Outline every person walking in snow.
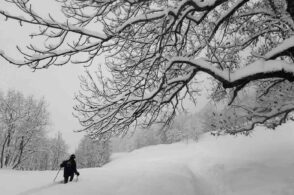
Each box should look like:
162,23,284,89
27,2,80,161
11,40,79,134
60,154,80,184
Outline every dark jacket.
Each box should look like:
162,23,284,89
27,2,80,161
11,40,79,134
60,158,79,177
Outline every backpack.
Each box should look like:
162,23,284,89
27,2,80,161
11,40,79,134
65,160,72,169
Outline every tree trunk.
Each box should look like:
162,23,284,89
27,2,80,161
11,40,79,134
0,134,9,168
4,131,12,167
12,136,24,169
286,0,294,21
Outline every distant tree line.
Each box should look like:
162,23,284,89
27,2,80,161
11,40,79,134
22,132,69,170
75,136,110,168
111,112,204,152
0,89,111,170
0,90,68,170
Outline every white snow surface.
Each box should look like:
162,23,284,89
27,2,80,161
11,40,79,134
1,124,294,195
265,36,294,59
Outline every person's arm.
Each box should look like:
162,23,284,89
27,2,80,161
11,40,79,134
73,161,80,175
60,161,65,168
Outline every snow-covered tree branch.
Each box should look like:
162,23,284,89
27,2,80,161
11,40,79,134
2,0,294,138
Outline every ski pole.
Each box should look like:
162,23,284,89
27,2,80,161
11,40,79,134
76,175,79,182
53,167,61,182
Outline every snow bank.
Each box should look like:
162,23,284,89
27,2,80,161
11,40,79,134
1,123,294,195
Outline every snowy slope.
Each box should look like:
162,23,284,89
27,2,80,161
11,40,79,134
1,123,294,195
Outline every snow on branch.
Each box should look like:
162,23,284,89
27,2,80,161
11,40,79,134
0,10,107,40
264,36,294,59
169,57,294,87
0,42,101,68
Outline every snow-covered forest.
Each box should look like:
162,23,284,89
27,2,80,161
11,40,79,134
1,0,294,194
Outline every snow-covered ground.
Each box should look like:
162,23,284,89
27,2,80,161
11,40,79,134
1,123,294,195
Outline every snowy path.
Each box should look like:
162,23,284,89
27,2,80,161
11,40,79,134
1,124,294,195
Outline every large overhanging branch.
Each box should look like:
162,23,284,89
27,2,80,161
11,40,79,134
169,56,294,88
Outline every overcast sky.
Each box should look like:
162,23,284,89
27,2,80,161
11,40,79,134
0,58,87,152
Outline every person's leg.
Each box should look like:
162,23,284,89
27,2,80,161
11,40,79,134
64,176,69,184
69,174,74,182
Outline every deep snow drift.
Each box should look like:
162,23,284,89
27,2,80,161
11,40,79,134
1,123,294,195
